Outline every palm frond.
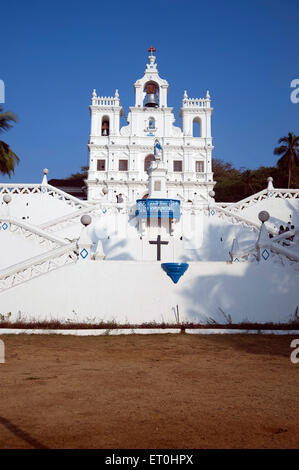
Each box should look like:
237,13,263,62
278,137,289,145
0,140,19,177
0,111,18,134
273,145,287,155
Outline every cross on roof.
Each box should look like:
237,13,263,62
148,45,156,56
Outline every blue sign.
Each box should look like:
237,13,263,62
136,198,181,220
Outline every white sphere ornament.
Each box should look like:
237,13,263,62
267,176,273,182
3,194,12,204
209,190,215,198
258,211,270,223
81,215,92,226
43,168,49,175
102,187,108,195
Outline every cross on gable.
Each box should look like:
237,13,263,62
148,45,156,56
149,234,168,261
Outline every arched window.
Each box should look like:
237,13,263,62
193,117,201,137
101,116,110,136
144,154,155,172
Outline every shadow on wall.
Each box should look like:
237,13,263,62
179,218,257,262
269,199,297,229
101,237,136,260
91,221,136,260
179,260,299,325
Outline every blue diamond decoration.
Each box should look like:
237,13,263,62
80,248,88,259
102,208,107,214
268,192,273,197
2,223,8,231
234,258,239,262
262,249,270,260
210,209,215,216
41,187,47,193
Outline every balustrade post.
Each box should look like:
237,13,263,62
78,215,94,261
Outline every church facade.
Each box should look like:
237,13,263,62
0,48,298,325
87,48,214,204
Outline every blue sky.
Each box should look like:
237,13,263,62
1,0,298,183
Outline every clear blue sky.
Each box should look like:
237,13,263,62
1,0,298,183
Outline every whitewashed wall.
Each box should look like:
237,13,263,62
0,259,298,325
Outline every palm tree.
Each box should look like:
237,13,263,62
274,132,299,188
0,106,19,177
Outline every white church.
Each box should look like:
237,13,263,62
0,48,298,328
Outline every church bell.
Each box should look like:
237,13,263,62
101,120,109,136
145,83,158,108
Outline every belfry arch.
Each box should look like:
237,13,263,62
101,115,110,136
192,117,201,137
143,81,159,108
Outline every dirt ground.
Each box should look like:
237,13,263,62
0,333,299,449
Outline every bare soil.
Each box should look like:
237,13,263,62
0,333,298,449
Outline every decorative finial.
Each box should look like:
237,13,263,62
206,90,210,100
183,90,188,100
267,176,274,190
258,211,270,223
115,89,119,99
42,168,48,186
92,89,97,98
3,194,12,204
81,215,92,226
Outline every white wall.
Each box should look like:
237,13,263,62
0,259,298,325
0,193,78,225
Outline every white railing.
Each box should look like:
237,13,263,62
92,96,120,107
223,188,299,213
230,229,299,263
39,204,102,232
0,217,68,249
209,205,263,232
0,183,90,210
182,98,209,108
0,242,78,292
46,184,90,208
0,184,42,195
39,201,134,234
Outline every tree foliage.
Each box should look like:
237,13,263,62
0,106,19,177
212,156,299,202
273,132,299,188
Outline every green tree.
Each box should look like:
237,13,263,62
274,132,299,188
0,106,19,177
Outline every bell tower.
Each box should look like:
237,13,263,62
90,89,124,137
87,47,215,203
134,47,169,108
